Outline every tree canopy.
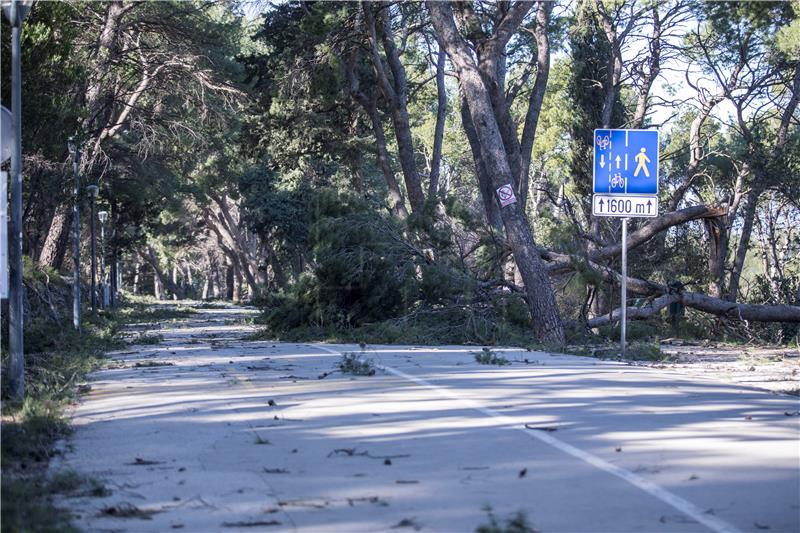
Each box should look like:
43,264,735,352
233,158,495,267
3,0,799,346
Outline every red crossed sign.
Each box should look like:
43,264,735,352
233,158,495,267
496,184,517,207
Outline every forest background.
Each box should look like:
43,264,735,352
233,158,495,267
2,0,799,354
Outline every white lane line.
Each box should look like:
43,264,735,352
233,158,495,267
308,344,742,533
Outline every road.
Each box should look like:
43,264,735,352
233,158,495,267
53,305,800,533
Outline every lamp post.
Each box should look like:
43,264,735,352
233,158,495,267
68,137,81,331
98,210,108,308
3,0,34,401
86,185,99,312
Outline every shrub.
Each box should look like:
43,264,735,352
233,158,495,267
474,347,510,366
338,352,376,376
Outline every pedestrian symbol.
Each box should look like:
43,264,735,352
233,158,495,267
634,148,650,177
593,129,658,195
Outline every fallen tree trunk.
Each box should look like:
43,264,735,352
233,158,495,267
586,294,678,328
592,204,727,261
681,292,800,322
587,292,800,328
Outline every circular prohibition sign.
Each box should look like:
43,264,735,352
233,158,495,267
497,184,515,202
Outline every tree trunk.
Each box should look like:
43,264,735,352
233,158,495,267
202,276,210,300
202,200,260,296
265,240,287,290
363,2,426,214
139,247,186,300
428,44,447,198
225,259,235,300
518,0,553,208
212,257,221,299
234,266,244,302
460,92,503,232
595,2,623,129
703,216,728,299
153,269,163,300
631,7,660,129
171,265,179,301
429,1,564,345
589,292,800,328
37,203,72,270
132,260,141,295
367,95,409,218
727,182,764,301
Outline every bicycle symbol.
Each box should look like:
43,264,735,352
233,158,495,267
611,174,625,188
596,135,610,150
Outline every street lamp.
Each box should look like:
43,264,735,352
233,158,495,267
2,0,34,401
86,185,99,312
1,0,32,25
69,136,82,331
98,210,109,308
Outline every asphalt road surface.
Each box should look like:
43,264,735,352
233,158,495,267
53,305,800,533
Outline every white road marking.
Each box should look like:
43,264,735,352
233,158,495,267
309,344,742,533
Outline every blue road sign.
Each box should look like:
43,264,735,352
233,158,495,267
593,129,659,195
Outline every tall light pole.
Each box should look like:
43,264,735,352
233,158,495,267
69,137,81,332
3,0,33,401
98,210,108,308
86,184,99,312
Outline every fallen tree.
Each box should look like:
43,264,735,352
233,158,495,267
586,292,800,328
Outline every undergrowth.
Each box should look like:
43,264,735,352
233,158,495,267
129,333,164,345
338,352,376,376
2,272,125,532
474,347,510,366
476,506,537,533
250,305,536,347
117,297,198,324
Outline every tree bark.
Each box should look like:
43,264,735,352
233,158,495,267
37,203,72,270
703,216,728,299
726,181,764,301
518,1,552,208
367,94,409,218
153,270,163,300
171,265,179,301
139,247,185,300
429,1,564,345
132,260,141,295
460,92,503,232
589,292,800,328
631,7,660,129
225,258,234,300
428,43,447,198
203,196,261,296
595,1,623,129
592,204,727,263
364,2,426,214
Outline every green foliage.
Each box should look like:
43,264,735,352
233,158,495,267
476,507,537,533
473,347,511,366
338,352,376,376
258,189,417,329
746,274,800,344
624,342,665,361
598,321,660,342
117,299,198,324
129,333,164,346
1,270,126,533
1,476,80,533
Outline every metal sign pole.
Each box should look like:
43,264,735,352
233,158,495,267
8,16,25,400
72,150,81,332
621,218,628,358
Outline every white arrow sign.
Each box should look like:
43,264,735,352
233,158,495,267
592,194,658,218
